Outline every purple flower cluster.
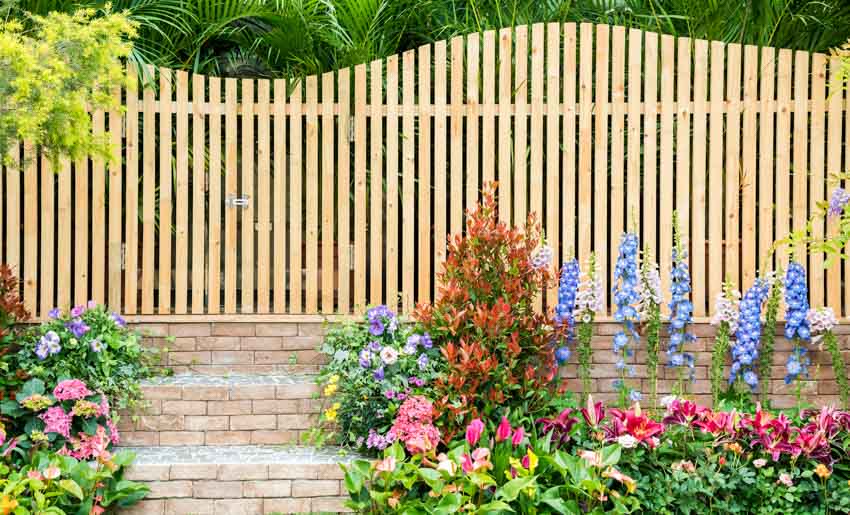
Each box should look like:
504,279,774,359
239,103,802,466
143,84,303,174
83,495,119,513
555,259,580,364
65,318,90,339
667,245,695,373
366,428,396,450
730,279,770,389
35,331,62,360
612,233,641,399
783,263,810,341
367,305,398,337
828,188,850,217
784,263,811,384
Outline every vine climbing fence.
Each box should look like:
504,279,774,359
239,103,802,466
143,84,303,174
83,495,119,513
2,22,849,321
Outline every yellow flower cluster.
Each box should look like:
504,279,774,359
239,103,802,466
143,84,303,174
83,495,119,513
323,374,340,397
324,402,341,422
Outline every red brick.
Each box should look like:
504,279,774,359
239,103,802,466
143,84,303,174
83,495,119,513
212,323,256,336
208,401,253,416
281,336,323,350
193,480,243,498
230,415,278,431
252,399,299,414
219,464,269,481
169,464,218,480
205,431,252,445
211,351,254,365
137,415,184,431
141,385,183,400
255,323,299,337
162,400,207,416
124,464,170,481
165,499,213,515
182,386,229,401
263,498,311,513
185,415,229,431
298,323,326,336
292,479,339,497
159,431,205,446
240,336,284,350
230,385,276,400
242,479,292,497
277,414,315,430
119,431,159,446
168,351,211,365
122,500,165,515
312,496,350,512
197,336,241,350
146,481,193,499
276,383,319,399
250,430,298,445
213,499,263,515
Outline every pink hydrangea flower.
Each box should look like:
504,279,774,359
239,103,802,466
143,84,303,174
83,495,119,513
389,396,440,455
70,425,112,462
40,406,72,438
53,380,93,402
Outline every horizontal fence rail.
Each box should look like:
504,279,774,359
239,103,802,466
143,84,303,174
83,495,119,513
2,23,849,320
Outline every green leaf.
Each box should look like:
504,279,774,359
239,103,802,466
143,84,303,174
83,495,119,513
59,479,84,500
418,467,443,490
600,444,621,467
496,476,536,502
435,492,462,513
20,378,46,398
476,500,515,514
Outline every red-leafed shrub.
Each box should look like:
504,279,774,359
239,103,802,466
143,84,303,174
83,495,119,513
414,185,567,439
0,264,28,347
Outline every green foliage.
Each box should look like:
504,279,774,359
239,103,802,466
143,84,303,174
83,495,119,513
711,320,731,407
0,449,148,513
15,305,157,414
0,265,29,398
822,330,849,409
6,0,849,78
343,436,639,514
0,8,135,167
575,253,599,404
759,273,783,405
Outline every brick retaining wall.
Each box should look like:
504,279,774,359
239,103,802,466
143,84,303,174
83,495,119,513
130,320,850,409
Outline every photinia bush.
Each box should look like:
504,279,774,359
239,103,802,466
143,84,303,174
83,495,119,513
414,185,567,440
0,265,29,399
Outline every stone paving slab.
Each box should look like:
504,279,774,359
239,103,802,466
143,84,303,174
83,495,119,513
142,374,318,387
126,445,358,466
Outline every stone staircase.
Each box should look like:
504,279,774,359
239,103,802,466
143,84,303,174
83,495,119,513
119,321,357,515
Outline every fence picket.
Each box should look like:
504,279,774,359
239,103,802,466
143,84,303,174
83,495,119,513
108,87,123,312
23,143,37,313
514,27,528,228
482,32,496,187
258,78,272,313
224,78,238,313
608,26,625,304
418,46,432,305
498,29,511,223
321,73,334,313
450,36,465,236
691,40,708,316
659,35,675,305
467,33,480,206
810,54,827,307
434,43,448,277
158,68,172,314
792,52,809,266
707,43,724,306
593,24,609,310
40,156,54,317
578,23,593,264
643,32,658,262
548,22,562,305
304,76,318,313
353,65,367,312
370,60,383,306
192,74,206,314
208,77,222,314
741,46,758,287
243,79,256,312
273,78,287,313
91,109,106,304
124,64,139,314
57,158,71,311
175,71,189,313
775,50,792,272
826,57,843,312
74,153,89,307
402,50,416,313
386,56,399,310
626,29,642,230
759,48,776,279
725,45,741,289
336,71,350,313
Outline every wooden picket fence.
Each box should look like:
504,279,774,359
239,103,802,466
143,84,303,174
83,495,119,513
2,22,849,321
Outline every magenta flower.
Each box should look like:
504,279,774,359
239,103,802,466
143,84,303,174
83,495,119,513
465,418,485,446
495,417,512,442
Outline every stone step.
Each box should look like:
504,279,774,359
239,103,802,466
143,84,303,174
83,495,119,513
120,375,322,447
120,445,357,514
